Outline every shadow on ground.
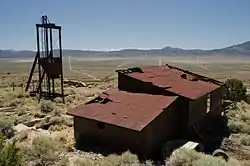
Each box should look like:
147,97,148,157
73,114,231,164
188,114,231,154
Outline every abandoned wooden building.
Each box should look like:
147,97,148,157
116,64,226,121
67,64,226,159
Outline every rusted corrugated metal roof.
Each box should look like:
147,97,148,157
117,64,223,100
100,89,176,107
67,90,178,131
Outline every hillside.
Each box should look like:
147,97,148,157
1,41,250,59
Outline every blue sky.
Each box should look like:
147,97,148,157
0,0,250,51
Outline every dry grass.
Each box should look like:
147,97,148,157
48,115,72,131
166,148,240,166
65,150,153,166
227,101,250,135
239,134,250,146
21,134,63,166
2,57,250,165
39,100,56,113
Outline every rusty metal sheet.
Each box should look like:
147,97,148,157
67,90,178,131
120,65,221,100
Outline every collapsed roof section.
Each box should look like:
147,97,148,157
67,89,178,131
116,64,224,100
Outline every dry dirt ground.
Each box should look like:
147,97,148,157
1,56,250,165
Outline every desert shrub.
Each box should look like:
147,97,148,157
54,157,69,166
34,117,52,129
53,108,63,116
0,91,24,107
192,157,226,166
104,151,140,166
239,113,250,122
226,101,250,134
49,124,67,131
22,135,61,166
245,94,250,104
226,105,242,118
16,108,26,116
0,134,6,150
225,79,247,102
8,99,25,107
53,97,63,104
65,96,74,105
39,100,56,113
228,120,243,133
70,151,140,166
63,116,73,126
239,134,250,146
32,109,45,118
0,118,14,128
0,117,14,138
50,116,65,125
15,105,30,116
70,157,96,166
0,136,23,166
118,151,140,165
166,148,201,166
14,114,33,125
166,148,238,166
49,116,73,127
54,133,68,144
228,120,250,134
192,156,234,166
54,80,61,88
15,91,29,99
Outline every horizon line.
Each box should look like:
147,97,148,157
0,40,249,52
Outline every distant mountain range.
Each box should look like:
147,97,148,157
1,41,250,59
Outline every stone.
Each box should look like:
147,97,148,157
12,130,30,141
13,124,31,133
24,118,43,127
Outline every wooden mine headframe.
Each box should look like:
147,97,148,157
25,15,65,103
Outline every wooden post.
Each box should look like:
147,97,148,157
21,83,24,95
12,82,15,91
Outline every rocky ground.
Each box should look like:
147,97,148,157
0,74,250,165
0,75,121,165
